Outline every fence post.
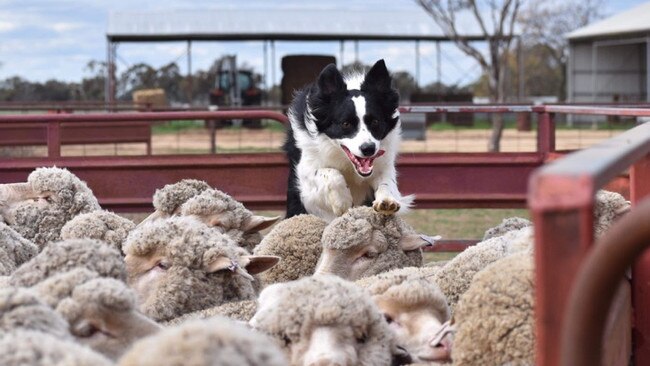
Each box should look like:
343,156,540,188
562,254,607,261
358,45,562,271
537,111,555,158
47,121,61,158
632,153,650,366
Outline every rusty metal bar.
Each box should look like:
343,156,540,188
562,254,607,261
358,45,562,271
561,198,650,366
529,122,650,366
537,112,555,157
47,121,61,158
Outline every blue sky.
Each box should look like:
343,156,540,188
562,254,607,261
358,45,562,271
0,0,646,86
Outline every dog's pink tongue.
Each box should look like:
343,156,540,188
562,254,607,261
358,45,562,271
358,157,373,174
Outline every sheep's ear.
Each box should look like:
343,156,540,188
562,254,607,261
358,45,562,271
241,255,280,275
243,215,281,233
137,210,165,228
399,234,441,251
205,256,233,273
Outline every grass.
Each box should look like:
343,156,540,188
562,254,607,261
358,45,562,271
152,120,204,134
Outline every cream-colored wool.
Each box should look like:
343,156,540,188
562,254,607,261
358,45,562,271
433,226,533,313
61,210,135,255
152,179,211,215
254,214,327,285
0,286,70,338
0,222,38,276
482,217,532,241
251,275,397,366
123,217,263,321
594,190,630,238
0,330,113,366
318,206,425,280
10,238,126,287
119,316,288,366
452,251,534,366
3,167,100,249
165,299,258,326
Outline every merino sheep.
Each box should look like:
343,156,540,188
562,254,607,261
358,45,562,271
253,214,327,285
0,286,69,338
0,330,113,366
356,267,451,364
180,188,280,252
120,316,288,366
0,222,38,276
315,206,435,280
142,179,212,224
482,217,532,241
250,275,408,366
61,210,135,254
123,216,278,321
165,299,258,326
32,268,161,360
9,238,126,288
451,251,534,365
0,167,100,248
594,190,630,238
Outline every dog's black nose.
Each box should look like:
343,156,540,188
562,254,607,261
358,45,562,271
360,142,376,157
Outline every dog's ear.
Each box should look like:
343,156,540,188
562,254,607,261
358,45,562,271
317,64,346,96
362,59,392,91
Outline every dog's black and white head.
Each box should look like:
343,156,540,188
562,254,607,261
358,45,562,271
301,60,400,177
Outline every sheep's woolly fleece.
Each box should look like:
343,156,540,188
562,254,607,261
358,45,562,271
165,299,258,326
321,206,423,273
123,217,258,321
61,210,135,254
10,167,100,248
452,251,534,366
482,217,532,241
433,226,533,312
252,275,395,366
0,286,70,338
254,214,327,285
0,330,113,366
594,190,630,238
119,316,288,366
0,222,38,276
9,238,126,287
152,179,211,215
180,188,264,252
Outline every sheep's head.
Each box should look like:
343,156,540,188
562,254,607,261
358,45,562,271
61,211,135,255
315,207,432,280
33,270,161,361
0,167,100,248
138,179,211,227
0,286,70,338
594,190,631,238
358,270,451,363
124,217,278,321
251,275,399,366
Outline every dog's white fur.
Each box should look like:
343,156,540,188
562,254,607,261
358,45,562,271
288,74,414,222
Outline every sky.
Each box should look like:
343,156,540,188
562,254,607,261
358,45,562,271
0,0,647,87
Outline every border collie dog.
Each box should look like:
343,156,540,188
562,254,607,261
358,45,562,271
284,59,413,221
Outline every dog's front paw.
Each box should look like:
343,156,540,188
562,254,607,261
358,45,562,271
373,196,400,215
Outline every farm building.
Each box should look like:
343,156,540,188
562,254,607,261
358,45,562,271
566,2,650,106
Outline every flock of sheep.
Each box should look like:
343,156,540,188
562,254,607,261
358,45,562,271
0,167,631,365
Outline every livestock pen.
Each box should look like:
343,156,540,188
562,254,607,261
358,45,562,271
0,104,648,365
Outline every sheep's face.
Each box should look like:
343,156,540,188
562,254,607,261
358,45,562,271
316,229,429,281
0,182,52,224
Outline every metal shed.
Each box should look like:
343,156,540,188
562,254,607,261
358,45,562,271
566,2,650,108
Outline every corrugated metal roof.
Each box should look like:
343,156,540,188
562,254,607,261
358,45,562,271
566,2,650,40
107,8,489,41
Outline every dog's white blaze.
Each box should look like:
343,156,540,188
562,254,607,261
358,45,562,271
336,95,379,158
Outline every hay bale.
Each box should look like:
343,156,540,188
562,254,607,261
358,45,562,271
133,89,167,107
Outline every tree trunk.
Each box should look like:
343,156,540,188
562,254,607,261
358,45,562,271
487,54,506,152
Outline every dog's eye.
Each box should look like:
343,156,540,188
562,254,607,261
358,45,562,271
341,121,352,129
370,119,379,127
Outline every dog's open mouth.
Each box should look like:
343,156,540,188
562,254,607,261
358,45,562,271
341,145,385,177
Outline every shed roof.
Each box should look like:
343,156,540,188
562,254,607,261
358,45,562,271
566,2,650,40
107,7,491,42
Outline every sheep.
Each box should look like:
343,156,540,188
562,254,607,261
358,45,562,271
0,286,70,338
253,214,328,285
0,330,113,366
315,206,437,281
32,268,161,360
0,222,38,276
594,190,630,238
0,167,100,249
356,267,451,364
9,238,126,288
179,188,280,252
140,178,212,225
61,210,136,255
482,217,532,240
164,299,258,326
250,275,409,366
119,316,288,366
123,216,278,321
450,251,534,365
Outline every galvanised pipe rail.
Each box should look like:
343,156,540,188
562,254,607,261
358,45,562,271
561,197,650,366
